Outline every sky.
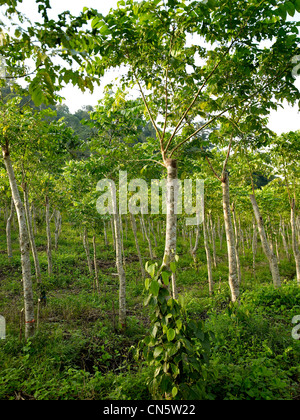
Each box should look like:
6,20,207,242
3,0,300,135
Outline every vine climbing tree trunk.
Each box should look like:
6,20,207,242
2,149,35,339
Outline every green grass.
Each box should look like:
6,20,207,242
0,220,299,400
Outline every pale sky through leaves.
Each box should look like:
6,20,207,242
5,0,300,135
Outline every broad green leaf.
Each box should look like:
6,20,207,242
161,271,171,286
150,280,160,297
153,346,164,358
167,328,176,342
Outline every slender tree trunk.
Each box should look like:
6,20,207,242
110,183,126,330
103,220,109,247
111,217,116,251
92,235,100,293
2,149,35,339
191,222,200,266
222,172,239,302
291,199,300,285
232,204,242,284
149,218,158,248
130,213,146,280
31,203,37,236
83,227,93,276
280,223,290,261
252,218,258,279
203,212,214,296
6,197,14,259
23,184,41,284
45,196,53,276
54,210,62,251
209,215,217,268
162,159,178,299
140,214,154,260
250,194,281,288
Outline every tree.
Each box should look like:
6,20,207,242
83,0,300,299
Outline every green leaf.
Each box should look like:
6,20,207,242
167,328,176,342
172,386,178,398
153,346,164,358
150,280,160,297
170,261,177,273
284,1,295,16
161,271,171,286
146,263,157,278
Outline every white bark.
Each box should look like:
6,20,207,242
45,196,53,276
232,204,242,284
250,194,281,288
83,227,93,276
222,172,240,302
203,212,214,296
23,184,41,284
6,197,14,259
140,214,154,260
3,150,35,339
54,210,62,251
93,235,100,293
130,213,146,280
162,159,178,299
110,183,126,329
103,220,109,247
252,218,258,279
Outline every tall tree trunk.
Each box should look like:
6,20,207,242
222,172,239,302
23,184,41,284
2,149,35,339
130,213,146,280
250,194,281,288
209,214,217,268
140,214,154,260
162,159,178,299
191,222,200,266
280,222,290,261
252,218,258,279
54,210,62,251
45,196,53,276
232,204,242,284
92,235,100,293
110,183,126,330
83,227,93,276
6,197,14,259
203,212,214,296
103,220,109,247
291,199,300,285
